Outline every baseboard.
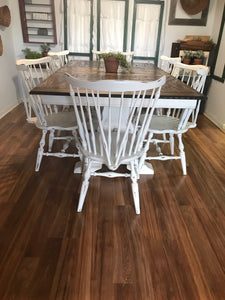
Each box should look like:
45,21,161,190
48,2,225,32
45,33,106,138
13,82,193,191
203,112,225,132
0,103,19,120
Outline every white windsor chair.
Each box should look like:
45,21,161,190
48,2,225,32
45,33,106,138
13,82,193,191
157,56,182,143
160,55,181,73
48,50,69,71
171,62,209,129
16,56,55,123
65,74,166,214
146,63,209,175
17,61,79,172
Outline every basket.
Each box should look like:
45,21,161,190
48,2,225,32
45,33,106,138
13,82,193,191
0,6,11,27
0,36,3,56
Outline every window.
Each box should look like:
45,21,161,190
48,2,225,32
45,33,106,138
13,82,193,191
131,0,164,64
64,0,164,64
64,0,93,59
96,0,129,52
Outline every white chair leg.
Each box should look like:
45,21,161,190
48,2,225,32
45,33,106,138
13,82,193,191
77,162,91,212
155,141,163,156
61,137,72,153
169,133,174,155
178,133,187,175
138,132,153,173
48,129,55,152
35,129,47,172
130,163,140,214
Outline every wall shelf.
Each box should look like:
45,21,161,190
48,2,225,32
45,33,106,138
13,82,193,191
18,0,57,44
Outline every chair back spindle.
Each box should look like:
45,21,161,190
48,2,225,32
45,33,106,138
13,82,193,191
170,61,209,127
48,50,69,71
160,55,181,73
66,75,166,171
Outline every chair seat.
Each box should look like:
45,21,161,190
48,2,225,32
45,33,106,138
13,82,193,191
150,115,188,133
80,131,142,171
36,111,76,129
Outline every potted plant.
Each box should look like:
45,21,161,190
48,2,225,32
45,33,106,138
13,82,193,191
40,43,51,57
182,50,193,65
98,52,131,73
193,50,204,65
22,48,42,59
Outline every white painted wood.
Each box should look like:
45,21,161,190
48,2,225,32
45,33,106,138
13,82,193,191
147,63,208,175
65,74,166,214
48,50,70,70
16,60,79,172
36,90,198,177
40,95,197,109
16,56,55,123
170,62,209,129
160,55,181,73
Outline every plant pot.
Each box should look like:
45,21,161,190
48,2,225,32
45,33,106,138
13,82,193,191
42,52,48,57
183,58,191,65
194,58,203,65
104,57,119,73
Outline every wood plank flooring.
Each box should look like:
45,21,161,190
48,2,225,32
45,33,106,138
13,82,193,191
0,104,225,300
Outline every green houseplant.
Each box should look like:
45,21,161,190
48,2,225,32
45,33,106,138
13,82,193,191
40,43,51,56
98,52,131,73
193,50,204,65
182,50,193,64
22,48,42,59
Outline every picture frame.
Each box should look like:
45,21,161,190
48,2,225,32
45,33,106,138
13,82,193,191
168,0,209,26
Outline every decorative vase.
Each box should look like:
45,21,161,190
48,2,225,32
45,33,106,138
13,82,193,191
104,57,119,73
194,58,203,65
183,58,191,65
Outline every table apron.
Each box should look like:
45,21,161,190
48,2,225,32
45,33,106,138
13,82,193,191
41,95,198,109
40,95,198,109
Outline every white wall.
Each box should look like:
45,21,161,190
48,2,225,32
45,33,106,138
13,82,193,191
160,0,225,131
0,0,63,119
0,0,19,118
12,0,63,61
161,0,217,56
204,0,225,131
205,81,225,130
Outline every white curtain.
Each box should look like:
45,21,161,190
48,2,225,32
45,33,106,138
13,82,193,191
62,0,165,58
57,0,64,49
134,4,160,57
100,1,125,51
67,0,91,53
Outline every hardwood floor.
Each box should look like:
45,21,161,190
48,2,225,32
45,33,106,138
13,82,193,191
0,104,225,300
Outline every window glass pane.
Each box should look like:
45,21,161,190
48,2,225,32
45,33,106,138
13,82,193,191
134,4,160,57
67,0,91,53
100,0,125,51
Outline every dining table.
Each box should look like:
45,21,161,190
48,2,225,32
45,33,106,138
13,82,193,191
30,60,206,174
30,60,205,101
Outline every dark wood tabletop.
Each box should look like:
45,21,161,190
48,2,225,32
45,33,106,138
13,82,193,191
30,60,205,100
